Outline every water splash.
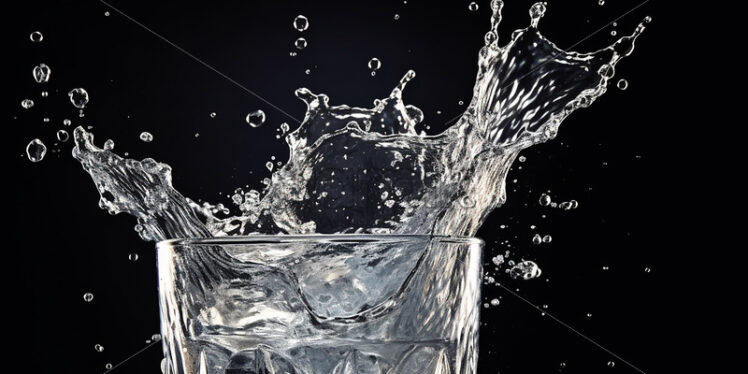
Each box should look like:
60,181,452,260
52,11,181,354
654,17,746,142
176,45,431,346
71,2,648,240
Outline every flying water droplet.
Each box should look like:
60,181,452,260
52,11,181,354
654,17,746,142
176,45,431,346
245,110,266,128
644,16,652,23
105,363,113,370
293,15,309,31
542,234,552,243
532,234,542,244
598,0,605,5
139,132,153,142
490,298,500,306
294,37,307,50
68,88,89,109
539,193,551,206
607,361,615,368
265,161,274,171
209,112,216,118
368,58,382,75
394,14,400,20
518,155,526,162
33,63,51,83
104,11,110,16
617,78,628,90
26,139,46,162
103,139,115,150
151,333,161,341
129,253,139,261
305,69,311,75
41,91,48,97
63,119,71,126
610,30,617,36
510,261,542,280
30,31,43,42
280,122,290,134
83,292,94,302
21,99,34,109
95,344,104,352
56,130,69,142
469,2,479,11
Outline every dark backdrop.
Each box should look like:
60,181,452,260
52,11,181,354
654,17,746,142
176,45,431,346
6,1,691,373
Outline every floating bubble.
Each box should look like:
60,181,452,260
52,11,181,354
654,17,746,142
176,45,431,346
294,37,307,50
293,15,309,31
26,139,46,162
68,88,89,109
139,131,153,142
21,99,34,109
246,110,266,128
469,2,479,11
56,130,69,142
30,31,43,42
33,63,51,83
617,78,629,90
95,344,104,352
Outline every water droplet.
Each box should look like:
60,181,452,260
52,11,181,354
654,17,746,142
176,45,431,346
458,100,464,106
610,30,617,36
43,117,50,123
41,91,48,97
518,155,526,162
607,361,615,368
598,0,605,5
21,99,34,109
560,362,567,368
294,37,307,50
246,110,266,127
105,363,113,370
103,139,115,150
63,119,72,126
490,298,500,306
83,292,94,302
644,16,652,23
265,161,274,171
602,265,609,271
305,69,311,75
394,14,400,20
26,139,46,162
289,51,297,57
30,31,43,42
587,313,592,317
56,130,69,142
368,58,382,72
209,112,216,118
33,63,52,84
139,131,153,142
529,2,547,21
151,333,161,341
468,2,479,11
104,11,110,16
542,234,552,243
510,261,542,280
539,193,551,206
569,199,579,209
280,122,290,134
293,15,309,32
617,78,628,90
68,88,89,109
161,358,169,373
129,253,139,261
95,344,105,352
484,31,497,45
644,267,651,273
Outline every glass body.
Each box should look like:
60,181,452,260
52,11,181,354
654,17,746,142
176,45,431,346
157,235,483,374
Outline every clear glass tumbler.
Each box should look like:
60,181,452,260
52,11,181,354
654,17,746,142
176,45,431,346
157,235,483,374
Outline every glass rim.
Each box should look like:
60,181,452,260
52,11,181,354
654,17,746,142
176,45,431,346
157,234,483,248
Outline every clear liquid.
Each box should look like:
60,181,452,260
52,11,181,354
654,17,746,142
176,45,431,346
71,2,647,241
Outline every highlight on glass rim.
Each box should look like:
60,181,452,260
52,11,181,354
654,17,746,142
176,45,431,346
12,1,667,373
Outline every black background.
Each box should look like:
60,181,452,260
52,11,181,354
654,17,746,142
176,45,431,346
6,0,701,373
